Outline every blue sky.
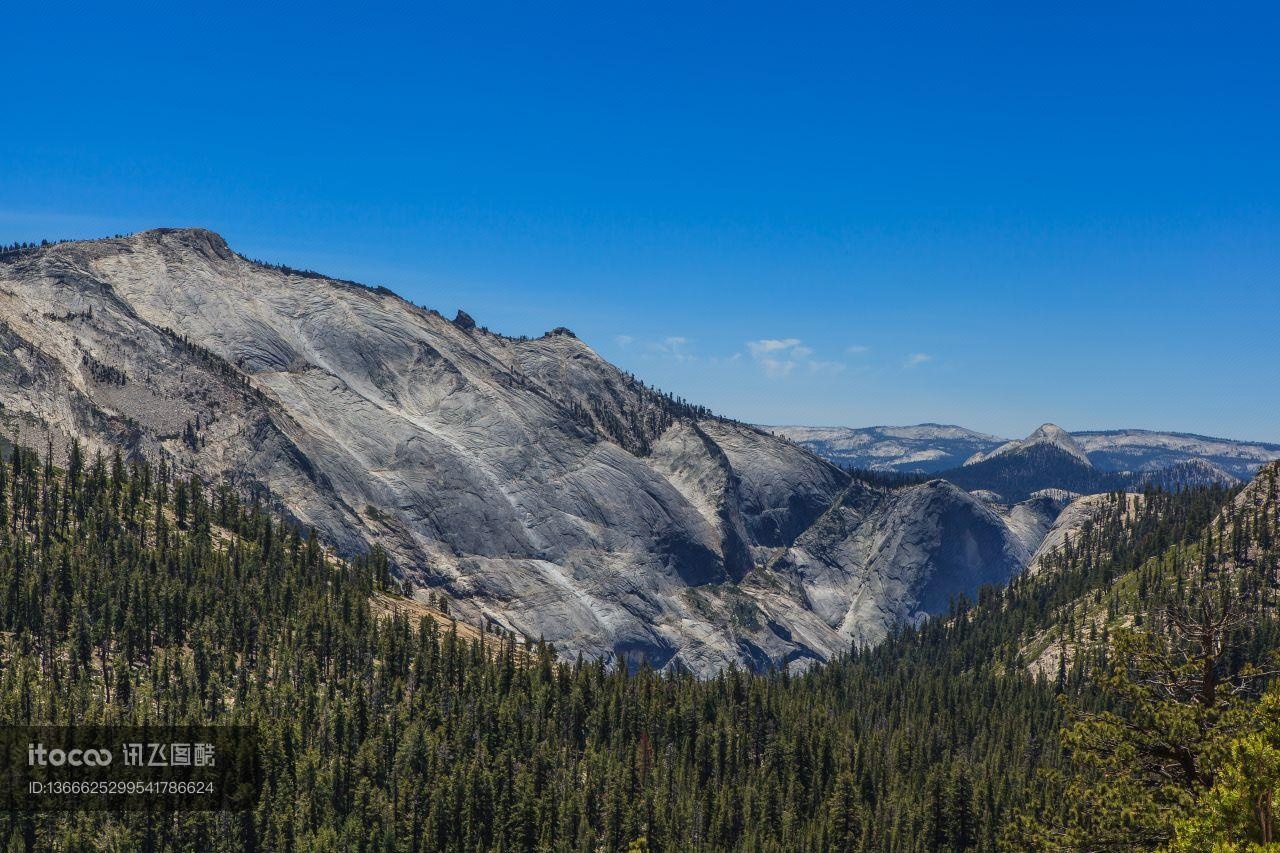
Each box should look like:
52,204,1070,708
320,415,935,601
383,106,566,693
3,3,1278,440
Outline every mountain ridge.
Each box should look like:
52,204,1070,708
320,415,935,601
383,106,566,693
0,227,1073,673
963,422,1091,467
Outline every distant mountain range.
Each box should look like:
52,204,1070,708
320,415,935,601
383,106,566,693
764,424,1004,473
767,423,1280,479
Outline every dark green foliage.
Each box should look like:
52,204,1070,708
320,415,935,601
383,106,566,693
560,370,719,457
0,435,1271,850
938,444,1129,502
0,238,75,259
1008,465,1280,848
158,326,257,389
843,468,932,490
80,352,127,386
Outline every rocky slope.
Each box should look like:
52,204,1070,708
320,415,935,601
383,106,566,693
0,229,1073,673
765,480,1070,645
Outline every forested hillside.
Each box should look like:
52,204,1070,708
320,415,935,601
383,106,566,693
1,438,1278,850
937,444,1130,503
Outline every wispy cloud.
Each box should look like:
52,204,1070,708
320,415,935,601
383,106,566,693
618,334,703,363
621,334,848,378
904,352,933,368
845,344,870,355
616,333,696,361
646,336,696,362
747,338,843,378
747,338,807,358
748,338,805,377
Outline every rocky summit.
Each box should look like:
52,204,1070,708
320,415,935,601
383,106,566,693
963,423,1092,467
0,229,1078,673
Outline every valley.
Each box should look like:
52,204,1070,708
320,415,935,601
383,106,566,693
2,231,1278,850
0,230,1149,675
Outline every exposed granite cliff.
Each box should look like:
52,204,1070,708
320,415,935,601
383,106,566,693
0,229,1071,673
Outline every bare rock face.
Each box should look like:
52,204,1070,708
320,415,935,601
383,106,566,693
0,229,1070,672
766,480,1051,646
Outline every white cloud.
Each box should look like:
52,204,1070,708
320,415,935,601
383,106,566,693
904,352,933,367
614,335,634,348
747,338,842,378
747,338,803,358
845,344,870,355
